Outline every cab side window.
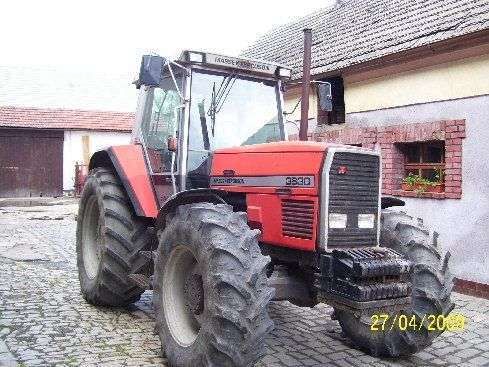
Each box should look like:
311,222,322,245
141,85,182,173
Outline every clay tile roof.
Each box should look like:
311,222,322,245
242,0,489,78
0,106,135,132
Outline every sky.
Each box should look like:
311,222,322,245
1,0,334,74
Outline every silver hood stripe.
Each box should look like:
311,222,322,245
210,175,315,188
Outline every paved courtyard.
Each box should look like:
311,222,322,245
1,203,488,367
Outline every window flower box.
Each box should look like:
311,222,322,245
401,183,422,191
425,183,445,193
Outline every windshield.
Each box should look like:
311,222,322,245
187,70,282,171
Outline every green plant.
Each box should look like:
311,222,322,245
433,168,445,184
402,173,430,185
402,173,423,186
402,173,442,193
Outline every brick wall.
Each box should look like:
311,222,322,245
312,120,466,199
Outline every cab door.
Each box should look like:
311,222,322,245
139,75,184,205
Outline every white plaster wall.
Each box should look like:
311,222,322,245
344,53,489,113
345,95,489,284
63,130,130,191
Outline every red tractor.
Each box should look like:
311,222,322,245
76,33,453,366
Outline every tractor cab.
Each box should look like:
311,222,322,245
132,51,292,204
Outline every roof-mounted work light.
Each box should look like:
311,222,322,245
187,51,204,63
277,67,292,79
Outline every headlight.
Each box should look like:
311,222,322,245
188,51,204,63
329,213,347,229
278,67,292,79
358,214,375,228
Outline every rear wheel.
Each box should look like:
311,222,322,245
76,167,152,306
335,209,454,357
153,203,274,367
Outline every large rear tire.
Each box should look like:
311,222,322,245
153,203,274,367
335,209,454,357
76,167,152,306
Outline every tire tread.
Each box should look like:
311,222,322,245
336,209,454,357
76,167,153,307
153,202,274,367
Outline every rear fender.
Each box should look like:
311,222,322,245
89,145,158,218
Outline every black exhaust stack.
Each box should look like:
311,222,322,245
299,28,312,141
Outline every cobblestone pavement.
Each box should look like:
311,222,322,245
1,204,489,367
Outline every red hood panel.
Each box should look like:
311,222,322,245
211,151,324,176
211,141,330,251
211,148,325,196
214,141,337,154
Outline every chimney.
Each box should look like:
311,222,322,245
299,28,312,141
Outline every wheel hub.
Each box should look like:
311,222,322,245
162,245,203,347
81,195,103,279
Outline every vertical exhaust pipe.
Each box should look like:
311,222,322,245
299,28,312,141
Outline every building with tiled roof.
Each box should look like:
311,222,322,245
244,0,489,293
0,66,137,195
0,106,134,131
243,0,489,79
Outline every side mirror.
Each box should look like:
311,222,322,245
317,83,333,112
167,136,178,152
137,55,166,89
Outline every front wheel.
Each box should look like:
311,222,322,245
153,203,274,367
335,210,454,357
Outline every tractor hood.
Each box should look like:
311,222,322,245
214,141,332,154
210,140,380,252
210,141,340,196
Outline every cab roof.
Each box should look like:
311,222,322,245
178,50,292,80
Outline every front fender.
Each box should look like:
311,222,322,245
156,189,228,229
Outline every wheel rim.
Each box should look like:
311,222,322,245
81,194,103,279
163,245,203,347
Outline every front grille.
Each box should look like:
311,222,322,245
328,152,379,247
281,199,314,239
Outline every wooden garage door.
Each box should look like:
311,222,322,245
0,129,63,197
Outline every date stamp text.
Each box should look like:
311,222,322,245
370,313,466,332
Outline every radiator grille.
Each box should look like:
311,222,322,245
328,152,380,247
281,199,314,239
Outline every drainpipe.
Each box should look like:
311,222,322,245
299,28,312,141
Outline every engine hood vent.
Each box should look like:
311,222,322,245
281,199,314,239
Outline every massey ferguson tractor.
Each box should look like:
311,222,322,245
76,30,453,366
